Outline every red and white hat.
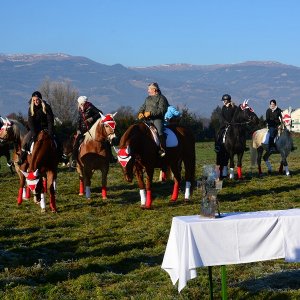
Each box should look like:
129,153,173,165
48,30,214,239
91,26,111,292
100,112,117,129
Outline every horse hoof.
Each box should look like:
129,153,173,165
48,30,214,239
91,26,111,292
78,193,84,196
140,205,145,209
169,200,177,205
41,208,46,213
102,197,107,200
51,209,57,213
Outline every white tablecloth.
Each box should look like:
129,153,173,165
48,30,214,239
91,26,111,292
161,209,300,292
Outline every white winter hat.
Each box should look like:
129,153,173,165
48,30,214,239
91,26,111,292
77,96,88,105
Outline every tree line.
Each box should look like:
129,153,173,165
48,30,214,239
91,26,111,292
7,80,265,143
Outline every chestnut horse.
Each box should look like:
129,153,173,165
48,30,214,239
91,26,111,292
116,122,196,209
77,113,117,200
21,130,58,212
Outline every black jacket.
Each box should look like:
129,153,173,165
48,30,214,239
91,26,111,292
77,102,103,133
28,101,54,136
266,107,282,128
220,104,237,129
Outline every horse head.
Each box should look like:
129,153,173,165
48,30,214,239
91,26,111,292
0,117,13,142
99,112,117,144
114,145,134,182
20,169,42,193
238,99,259,125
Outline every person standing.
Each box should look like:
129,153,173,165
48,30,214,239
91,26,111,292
138,82,169,157
18,91,54,165
266,99,282,152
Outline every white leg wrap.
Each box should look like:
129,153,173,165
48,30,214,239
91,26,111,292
229,168,234,179
222,166,228,177
22,188,26,199
140,189,146,205
86,186,91,199
40,194,46,209
285,166,290,176
265,160,272,172
185,181,191,199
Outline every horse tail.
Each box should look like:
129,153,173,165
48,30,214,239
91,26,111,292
250,132,257,168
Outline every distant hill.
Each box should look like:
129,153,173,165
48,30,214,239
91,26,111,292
0,53,300,118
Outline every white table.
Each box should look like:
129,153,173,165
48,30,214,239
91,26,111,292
162,209,300,295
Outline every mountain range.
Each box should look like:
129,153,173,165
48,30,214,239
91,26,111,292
0,53,300,118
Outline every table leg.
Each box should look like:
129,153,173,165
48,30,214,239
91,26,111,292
208,266,213,300
221,265,227,300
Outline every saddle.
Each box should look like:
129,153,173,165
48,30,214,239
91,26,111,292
146,122,178,148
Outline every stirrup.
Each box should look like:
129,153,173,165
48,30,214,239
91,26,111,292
158,149,166,157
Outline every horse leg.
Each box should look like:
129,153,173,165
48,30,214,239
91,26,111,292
144,168,154,209
17,174,26,205
257,147,264,176
47,172,57,212
84,168,92,200
229,155,235,179
169,163,181,202
263,152,272,174
279,153,289,176
236,152,244,180
101,165,109,200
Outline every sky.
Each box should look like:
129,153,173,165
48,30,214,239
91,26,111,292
1,0,300,67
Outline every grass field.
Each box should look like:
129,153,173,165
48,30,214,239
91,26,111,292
0,138,300,300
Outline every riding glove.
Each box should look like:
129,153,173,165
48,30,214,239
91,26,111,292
138,113,144,119
144,111,151,118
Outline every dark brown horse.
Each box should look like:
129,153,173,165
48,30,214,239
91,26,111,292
77,113,117,200
116,122,196,209
20,130,58,212
0,118,30,200
217,100,259,179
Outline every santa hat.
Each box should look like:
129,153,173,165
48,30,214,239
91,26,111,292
77,96,88,105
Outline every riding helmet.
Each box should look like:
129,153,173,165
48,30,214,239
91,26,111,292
32,91,42,99
221,94,231,102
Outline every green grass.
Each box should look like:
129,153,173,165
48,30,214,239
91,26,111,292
0,137,300,299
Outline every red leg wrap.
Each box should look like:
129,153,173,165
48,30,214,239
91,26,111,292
237,167,242,179
102,186,107,199
161,171,167,182
79,180,84,195
17,188,23,205
145,190,152,208
26,187,31,199
171,182,179,201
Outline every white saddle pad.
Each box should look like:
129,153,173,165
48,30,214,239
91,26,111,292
148,126,178,148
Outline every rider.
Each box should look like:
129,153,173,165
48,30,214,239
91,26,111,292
266,99,282,153
71,96,103,168
138,82,169,157
18,91,54,165
215,94,237,152
71,96,117,168
164,105,181,126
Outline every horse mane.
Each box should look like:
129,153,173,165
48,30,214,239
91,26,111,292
10,119,28,141
119,123,145,148
83,118,102,143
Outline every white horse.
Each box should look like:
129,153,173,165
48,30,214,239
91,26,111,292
250,112,294,176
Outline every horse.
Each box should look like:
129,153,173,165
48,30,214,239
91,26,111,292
217,100,259,180
61,133,76,169
77,113,117,200
21,130,58,212
251,113,294,176
0,117,30,199
115,121,196,209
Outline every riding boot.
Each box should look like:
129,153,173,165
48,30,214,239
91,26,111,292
158,135,166,157
268,136,276,153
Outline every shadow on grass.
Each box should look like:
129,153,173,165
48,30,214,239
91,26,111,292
237,269,300,292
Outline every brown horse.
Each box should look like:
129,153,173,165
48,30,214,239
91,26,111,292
0,118,30,200
21,130,58,212
77,113,117,200
116,122,196,209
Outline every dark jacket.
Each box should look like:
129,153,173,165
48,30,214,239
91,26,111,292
28,101,54,136
220,104,237,129
266,107,282,128
138,94,169,120
77,102,103,133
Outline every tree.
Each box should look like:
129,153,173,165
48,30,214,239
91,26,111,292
39,78,78,124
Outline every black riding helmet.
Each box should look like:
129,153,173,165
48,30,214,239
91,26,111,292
221,94,231,102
